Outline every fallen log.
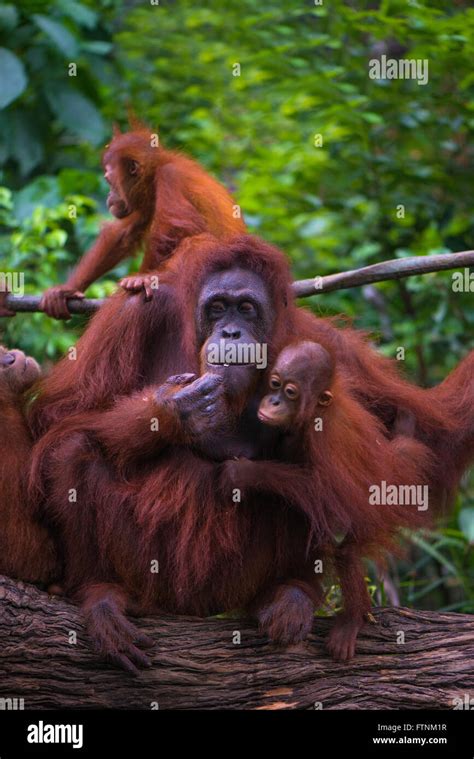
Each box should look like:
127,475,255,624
0,575,473,710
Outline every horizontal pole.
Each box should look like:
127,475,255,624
3,250,473,314
4,295,106,315
293,250,474,297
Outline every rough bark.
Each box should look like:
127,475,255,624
1,576,473,710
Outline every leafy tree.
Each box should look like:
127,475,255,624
0,0,121,182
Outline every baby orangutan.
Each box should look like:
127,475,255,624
221,341,434,661
258,341,335,434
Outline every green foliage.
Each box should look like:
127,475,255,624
116,0,474,380
0,180,122,359
0,0,122,182
0,0,473,611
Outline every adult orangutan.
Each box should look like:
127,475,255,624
29,234,473,669
0,346,58,585
30,236,312,671
26,127,244,319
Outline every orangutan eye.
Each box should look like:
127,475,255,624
128,160,140,176
238,301,256,316
284,383,299,400
269,376,281,390
209,300,226,315
318,390,333,407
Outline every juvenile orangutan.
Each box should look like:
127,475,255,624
36,127,246,319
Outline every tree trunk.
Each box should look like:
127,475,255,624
0,575,473,710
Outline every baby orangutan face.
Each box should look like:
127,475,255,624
0,346,41,394
258,341,334,429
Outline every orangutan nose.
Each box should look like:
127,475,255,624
0,353,15,366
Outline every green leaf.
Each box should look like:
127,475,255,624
0,48,27,108
0,5,18,31
408,533,458,576
362,112,384,125
459,508,474,544
46,87,106,144
33,15,79,58
8,113,44,176
45,229,68,248
13,177,61,221
81,41,113,55
54,0,98,29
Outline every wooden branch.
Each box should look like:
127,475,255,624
1,575,473,710
3,250,473,314
293,249,474,297
3,295,105,315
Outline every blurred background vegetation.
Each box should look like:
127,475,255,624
0,0,472,613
